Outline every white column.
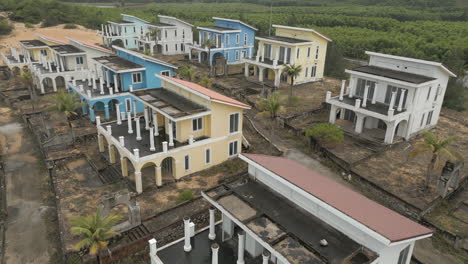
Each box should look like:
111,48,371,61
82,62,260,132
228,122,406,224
244,63,249,77
106,125,112,135
119,136,125,146
183,217,192,252
96,116,101,126
389,91,397,110
134,149,140,160
135,170,142,194
209,207,216,240
237,231,245,264
262,251,270,264
162,141,168,153
113,74,118,92
149,239,157,264
168,120,174,147
211,244,219,264
329,105,337,124
397,90,406,111
153,112,159,136
149,126,155,151
362,85,369,108
372,83,378,104
52,79,57,92
127,112,133,134
116,103,122,125
106,69,110,85
133,100,138,118
144,107,150,130
339,80,345,101
136,117,142,141
258,67,264,82
355,114,364,134
348,77,356,98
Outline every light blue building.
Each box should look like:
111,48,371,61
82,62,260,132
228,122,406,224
67,46,177,121
187,17,257,65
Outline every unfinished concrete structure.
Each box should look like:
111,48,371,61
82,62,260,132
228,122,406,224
326,51,457,144
149,154,433,263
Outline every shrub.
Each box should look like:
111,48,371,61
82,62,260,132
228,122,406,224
176,190,194,203
0,19,13,35
25,22,34,28
306,123,344,146
443,79,466,111
64,23,77,29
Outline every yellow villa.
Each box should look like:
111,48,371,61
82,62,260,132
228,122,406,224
243,24,332,88
96,75,251,194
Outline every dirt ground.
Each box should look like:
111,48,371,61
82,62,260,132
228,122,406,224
0,102,60,263
0,21,102,54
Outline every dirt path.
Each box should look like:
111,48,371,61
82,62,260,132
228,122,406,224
0,104,58,263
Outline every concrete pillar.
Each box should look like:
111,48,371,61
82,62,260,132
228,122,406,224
258,67,264,82
397,90,406,111
144,107,150,130
149,239,157,264
149,126,155,151
155,166,162,187
40,81,45,94
262,251,270,264
127,112,133,134
134,149,140,160
355,99,361,109
162,141,168,153
121,157,128,177
108,144,116,163
348,77,356,98
389,91,397,110
355,114,364,134
133,100,138,118
384,121,397,144
113,74,118,92
237,231,245,264
99,76,105,95
274,69,281,88
89,108,95,121
104,105,110,120
106,125,112,135
183,217,192,252
109,85,114,95
116,103,122,125
52,78,57,92
209,207,216,240
136,117,142,141
98,134,105,152
211,243,219,264
119,136,125,146
362,85,369,107
244,63,249,77
339,80,346,101
153,112,159,136
329,105,337,124
168,120,174,147
372,83,378,104
135,170,142,194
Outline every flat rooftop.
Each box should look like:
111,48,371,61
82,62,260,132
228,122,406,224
148,22,175,27
50,45,85,55
200,25,238,32
93,56,144,72
19,40,48,48
258,35,310,44
132,88,208,118
352,65,436,84
204,179,378,264
109,20,134,24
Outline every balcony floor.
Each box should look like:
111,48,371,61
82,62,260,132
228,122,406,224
330,96,405,116
72,79,122,98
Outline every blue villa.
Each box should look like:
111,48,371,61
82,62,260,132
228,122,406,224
187,17,257,66
67,46,177,121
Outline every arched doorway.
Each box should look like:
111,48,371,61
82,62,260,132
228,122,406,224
200,51,209,64
140,161,158,191
395,119,408,138
55,76,66,90
160,157,176,184
42,77,54,93
155,44,163,54
108,99,120,120
92,101,106,120
212,52,226,76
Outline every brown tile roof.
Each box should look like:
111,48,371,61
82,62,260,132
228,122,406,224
241,153,433,243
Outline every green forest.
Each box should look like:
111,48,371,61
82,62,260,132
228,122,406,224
0,0,466,108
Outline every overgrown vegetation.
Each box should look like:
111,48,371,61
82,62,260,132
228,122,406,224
176,190,194,203
0,18,13,35
306,123,344,147
64,23,77,29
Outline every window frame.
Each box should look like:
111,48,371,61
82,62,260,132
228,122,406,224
161,70,170,76
205,148,212,164
244,33,247,45
184,154,190,171
192,117,203,132
397,245,411,264
235,50,240,61
315,46,320,59
229,112,240,134
76,56,84,65
125,98,132,112
307,47,311,57
311,63,317,77
228,140,239,157
225,34,230,46
236,34,240,44
426,110,433,126
132,72,142,84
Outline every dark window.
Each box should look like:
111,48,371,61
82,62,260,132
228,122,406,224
420,113,425,127
263,44,272,59
296,48,300,59
132,72,142,83
426,111,433,126
355,79,375,100
184,155,190,171
229,141,238,156
229,113,239,133
76,56,84,65
385,85,407,107
125,99,132,112
397,245,411,264
175,30,177,37
205,149,211,164
192,117,203,131
315,46,319,59
426,86,432,101
161,71,170,76
133,26,136,33
165,45,168,52
311,64,317,77
175,44,178,51
305,67,309,77
307,47,311,57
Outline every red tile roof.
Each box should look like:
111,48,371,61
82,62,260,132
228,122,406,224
159,75,251,109
241,153,433,243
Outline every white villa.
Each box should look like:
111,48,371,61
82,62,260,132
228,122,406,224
99,14,193,56
149,154,433,264
326,51,457,144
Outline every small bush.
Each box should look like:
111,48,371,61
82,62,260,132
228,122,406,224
306,123,344,146
25,22,34,28
64,23,77,29
0,19,13,35
176,190,194,203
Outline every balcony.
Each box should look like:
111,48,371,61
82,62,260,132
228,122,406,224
69,79,126,99
242,56,287,69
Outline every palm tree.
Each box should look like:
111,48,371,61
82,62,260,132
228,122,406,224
20,68,36,110
49,90,83,128
71,209,122,264
409,131,462,188
256,91,284,119
202,39,216,74
199,77,213,88
145,27,160,55
178,66,195,81
282,64,302,104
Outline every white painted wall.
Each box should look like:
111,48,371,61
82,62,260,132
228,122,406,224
157,16,193,55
